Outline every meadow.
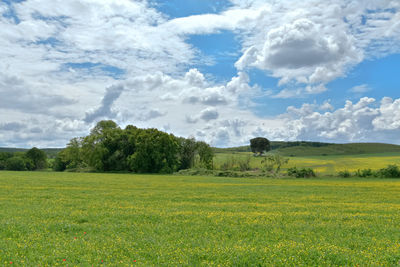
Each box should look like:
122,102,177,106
214,152,400,174
1,171,400,266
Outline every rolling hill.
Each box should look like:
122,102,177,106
214,142,400,157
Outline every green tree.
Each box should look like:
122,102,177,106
250,137,270,156
26,147,47,170
53,138,84,171
129,128,179,173
81,121,132,171
196,141,214,170
0,152,13,170
5,157,27,171
178,137,197,170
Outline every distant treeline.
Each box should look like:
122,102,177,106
213,141,333,153
0,147,48,171
0,147,62,158
53,120,214,173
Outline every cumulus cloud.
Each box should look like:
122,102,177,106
273,97,400,143
231,1,399,94
0,73,75,114
84,84,124,123
200,108,219,121
1,0,400,147
372,97,400,130
236,18,362,86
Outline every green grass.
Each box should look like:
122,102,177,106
274,143,400,157
214,152,400,174
214,143,400,157
1,171,400,266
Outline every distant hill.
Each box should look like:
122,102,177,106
214,142,400,157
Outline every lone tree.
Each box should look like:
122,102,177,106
250,137,270,156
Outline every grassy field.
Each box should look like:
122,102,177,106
214,152,400,174
1,171,400,266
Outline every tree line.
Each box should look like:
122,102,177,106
53,120,214,173
0,147,47,171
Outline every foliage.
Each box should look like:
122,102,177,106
53,138,86,171
250,137,270,155
375,165,400,178
261,154,289,173
5,157,28,171
178,137,197,170
0,152,13,170
196,141,214,170
53,120,213,174
129,128,179,173
26,147,48,170
338,170,351,178
238,156,251,171
355,168,374,177
287,167,316,178
339,165,400,178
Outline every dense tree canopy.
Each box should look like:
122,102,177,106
26,147,47,170
250,137,271,156
0,149,47,171
54,120,214,173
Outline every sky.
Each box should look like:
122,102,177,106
0,0,400,148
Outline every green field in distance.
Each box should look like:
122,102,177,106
1,171,399,266
213,152,400,174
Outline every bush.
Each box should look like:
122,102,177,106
5,157,27,171
338,170,351,178
238,157,251,171
287,167,315,178
53,155,67,172
354,168,373,177
376,165,400,178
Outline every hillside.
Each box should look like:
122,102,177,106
214,142,400,157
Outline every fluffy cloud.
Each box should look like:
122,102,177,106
232,1,399,95
0,73,76,115
372,98,400,131
1,0,400,147
275,97,400,143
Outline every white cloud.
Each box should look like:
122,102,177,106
320,100,334,111
271,97,400,143
200,108,219,121
372,97,400,131
0,0,400,147
349,84,371,93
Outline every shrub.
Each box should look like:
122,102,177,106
287,167,316,178
376,165,400,178
238,157,251,171
338,170,351,178
5,157,27,171
355,168,373,177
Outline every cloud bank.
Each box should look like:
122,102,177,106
0,0,399,147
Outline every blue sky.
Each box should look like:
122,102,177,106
0,0,400,147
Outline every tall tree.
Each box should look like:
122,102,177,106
250,137,270,156
178,137,197,170
26,147,47,170
197,141,214,169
